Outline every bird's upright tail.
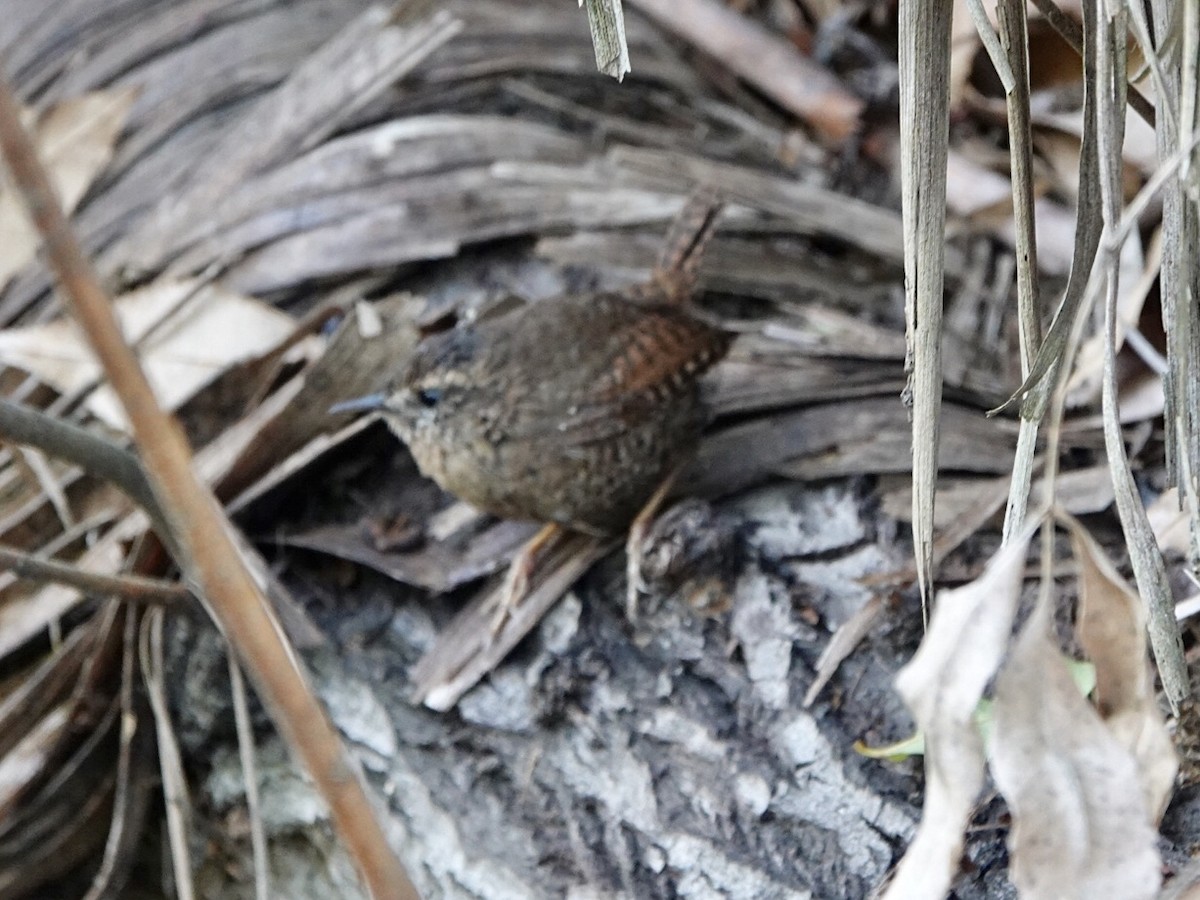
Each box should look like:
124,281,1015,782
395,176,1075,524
651,188,723,304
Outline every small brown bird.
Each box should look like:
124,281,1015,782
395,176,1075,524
335,191,731,632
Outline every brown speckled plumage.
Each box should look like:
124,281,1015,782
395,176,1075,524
377,191,731,535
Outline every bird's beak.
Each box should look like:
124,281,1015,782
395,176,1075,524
329,392,388,415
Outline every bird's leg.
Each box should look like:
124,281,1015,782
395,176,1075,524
625,468,681,620
488,522,563,639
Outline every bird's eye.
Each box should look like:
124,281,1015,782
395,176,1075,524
416,387,442,408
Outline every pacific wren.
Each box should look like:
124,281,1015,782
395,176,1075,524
336,191,731,627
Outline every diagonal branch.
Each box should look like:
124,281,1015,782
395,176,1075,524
0,77,418,900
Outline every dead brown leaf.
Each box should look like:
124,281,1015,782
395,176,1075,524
888,510,1176,898
0,278,293,429
883,526,1033,900
1066,513,1178,821
991,605,1162,899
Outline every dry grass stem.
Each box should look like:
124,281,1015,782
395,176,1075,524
0,72,418,900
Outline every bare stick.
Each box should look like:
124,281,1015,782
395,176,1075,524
0,78,417,900
0,398,162,525
0,543,191,605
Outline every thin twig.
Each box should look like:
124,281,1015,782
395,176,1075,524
0,398,162,527
997,0,1041,543
0,543,191,605
0,76,417,900
139,609,196,900
15,445,75,530
1094,2,1189,709
83,609,156,900
229,657,271,900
